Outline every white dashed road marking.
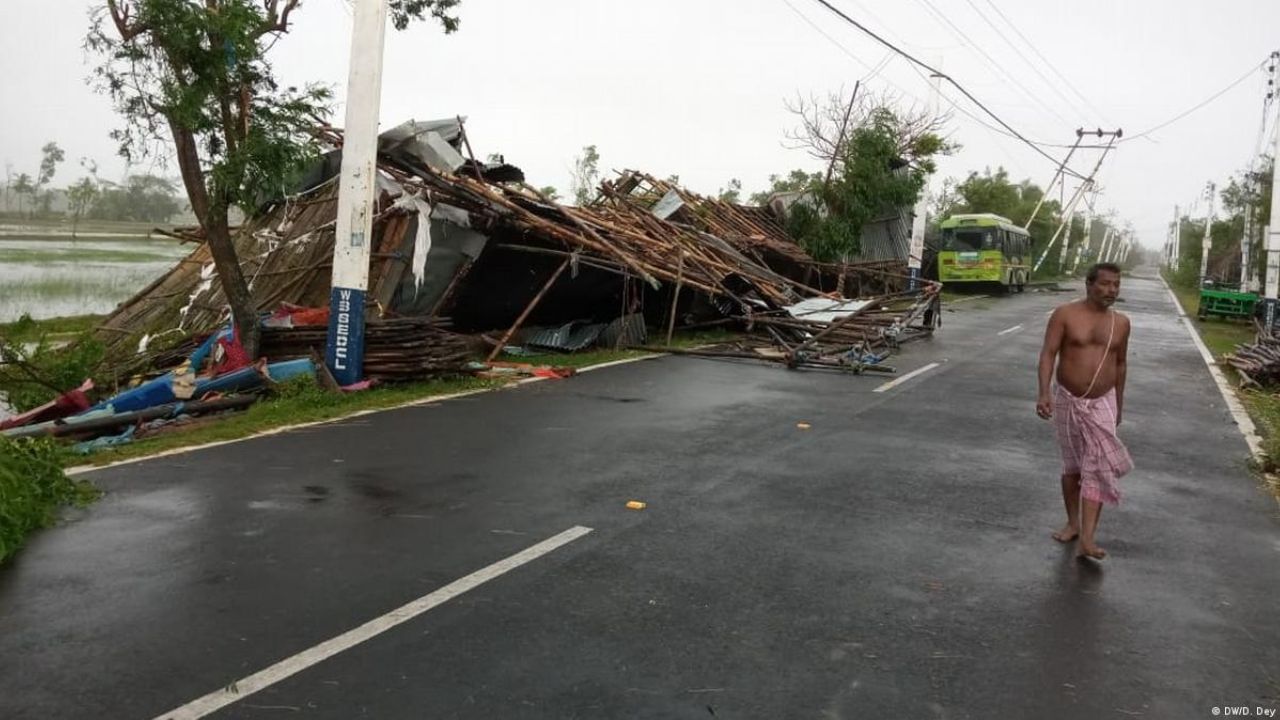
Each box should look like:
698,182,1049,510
874,362,941,393
154,525,595,720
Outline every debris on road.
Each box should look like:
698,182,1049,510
93,117,938,381
1,117,943,453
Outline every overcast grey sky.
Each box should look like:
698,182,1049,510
3,0,1278,249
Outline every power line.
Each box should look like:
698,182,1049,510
791,0,1089,165
785,0,1047,178
805,0,1089,180
931,78,1081,148
980,0,1112,125
779,0,913,95
1120,59,1268,143
958,0,1090,123
910,0,1075,129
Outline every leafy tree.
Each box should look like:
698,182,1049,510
67,178,101,237
945,167,1080,276
90,174,184,222
570,144,600,206
537,185,560,202
748,169,822,206
12,174,35,217
788,106,950,262
35,142,65,214
1170,216,1238,288
717,178,742,204
1220,156,1273,286
86,0,461,357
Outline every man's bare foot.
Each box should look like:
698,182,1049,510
1052,524,1079,543
1076,542,1107,560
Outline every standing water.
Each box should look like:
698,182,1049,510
0,236,189,321
0,235,189,421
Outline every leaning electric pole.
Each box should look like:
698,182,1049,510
1032,129,1122,274
1023,129,1085,232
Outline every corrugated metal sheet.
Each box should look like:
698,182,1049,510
856,207,913,262
521,321,606,352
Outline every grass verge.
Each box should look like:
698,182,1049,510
66,328,742,469
0,313,105,344
68,374,507,469
1165,280,1254,359
1162,271,1280,492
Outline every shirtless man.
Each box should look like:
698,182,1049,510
1036,263,1133,560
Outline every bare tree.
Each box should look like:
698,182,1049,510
784,86,954,176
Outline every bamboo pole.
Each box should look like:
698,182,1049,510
666,250,684,345
486,257,571,362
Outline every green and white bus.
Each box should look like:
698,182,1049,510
937,213,1031,292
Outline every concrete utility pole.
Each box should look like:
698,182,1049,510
1242,205,1255,290
1070,218,1089,274
1031,130,1121,273
326,0,390,386
1057,195,1077,271
1077,197,1094,273
1097,227,1112,265
1265,51,1280,328
1199,182,1216,287
1172,204,1181,270
907,71,943,290
1024,129,1085,232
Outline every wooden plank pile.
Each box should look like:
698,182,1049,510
260,317,473,382
1226,323,1280,388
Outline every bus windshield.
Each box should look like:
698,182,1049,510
943,228,993,251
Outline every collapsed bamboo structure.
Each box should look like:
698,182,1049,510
94,119,939,381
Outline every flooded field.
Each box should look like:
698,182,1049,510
0,236,189,322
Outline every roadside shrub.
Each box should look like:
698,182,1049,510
0,333,106,413
0,436,96,564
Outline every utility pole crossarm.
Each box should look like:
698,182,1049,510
1032,131,1120,274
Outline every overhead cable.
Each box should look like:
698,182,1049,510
911,0,1074,129
806,0,1088,179
980,0,1113,124
1121,59,1268,143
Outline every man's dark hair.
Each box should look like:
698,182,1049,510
1086,262,1122,284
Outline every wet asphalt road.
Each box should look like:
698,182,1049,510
1,275,1277,719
